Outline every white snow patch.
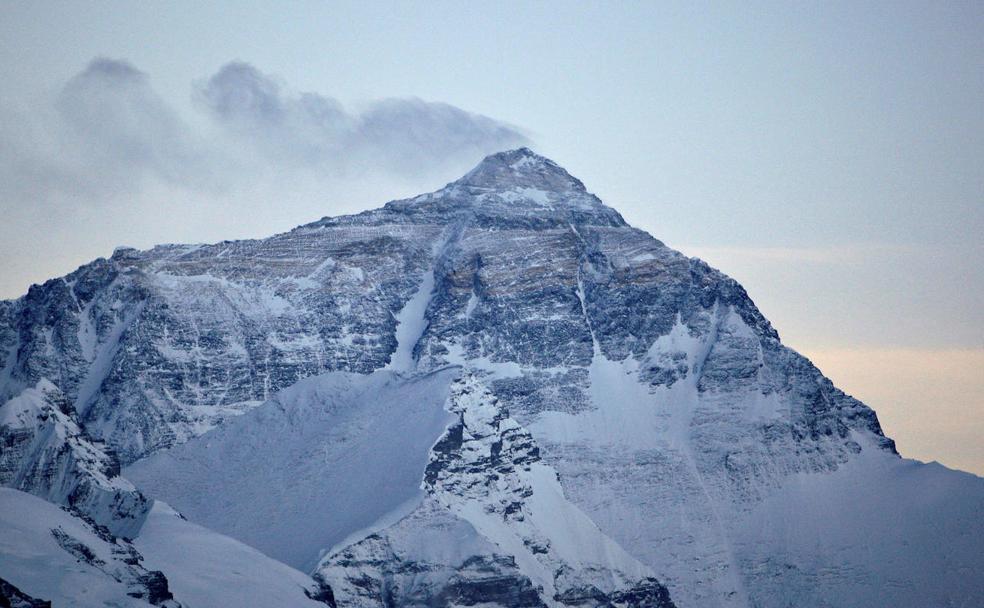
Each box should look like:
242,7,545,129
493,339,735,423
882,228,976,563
387,268,435,372
733,434,984,608
75,301,145,416
126,369,458,572
0,488,149,607
444,341,523,379
464,290,479,318
519,187,551,205
136,501,326,608
510,155,539,171
0,379,61,429
76,298,98,362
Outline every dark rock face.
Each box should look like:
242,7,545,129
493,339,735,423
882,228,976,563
304,583,338,608
422,376,542,523
129,570,175,605
0,577,51,608
609,578,676,608
47,522,179,607
51,527,103,565
424,420,464,487
316,499,550,608
436,556,547,608
553,579,675,608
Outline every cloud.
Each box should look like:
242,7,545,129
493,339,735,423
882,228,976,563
0,57,210,204
54,58,208,191
0,57,528,300
195,61,525,176
358,97,528,176
198,61,294,126
0,57,528,208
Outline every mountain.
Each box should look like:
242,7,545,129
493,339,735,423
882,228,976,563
0,487,332,608
1,148,981,607
0,379,149,538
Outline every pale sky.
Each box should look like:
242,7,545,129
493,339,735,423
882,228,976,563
0,1,981,473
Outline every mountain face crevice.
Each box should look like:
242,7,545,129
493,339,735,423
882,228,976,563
0,148,980,608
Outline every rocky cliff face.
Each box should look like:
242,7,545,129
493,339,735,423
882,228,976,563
0,379,149,538
315,373,675,607
1,148,980,608
0,149,890,465
0,488,178,608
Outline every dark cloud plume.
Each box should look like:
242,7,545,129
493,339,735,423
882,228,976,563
0,57,528,208
195,61,526,176
196,61,351,166
199,61,293,126
55,58,206,188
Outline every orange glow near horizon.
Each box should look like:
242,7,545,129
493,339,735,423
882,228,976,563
803,348,984,476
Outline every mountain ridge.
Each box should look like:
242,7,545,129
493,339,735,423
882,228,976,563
0,148,980,608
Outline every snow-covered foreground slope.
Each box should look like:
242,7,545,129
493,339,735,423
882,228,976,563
134,501,331,608
734,439,984,607
2,148,982,606
0,488,175,608
0,487,332,608
126,369,458,571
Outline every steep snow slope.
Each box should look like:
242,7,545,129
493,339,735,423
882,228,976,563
0,487,332,608
0,488,176,608
134,501,331,608
733,437,984,607
126,369,458,571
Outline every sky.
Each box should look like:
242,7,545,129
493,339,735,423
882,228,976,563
0,1,981,473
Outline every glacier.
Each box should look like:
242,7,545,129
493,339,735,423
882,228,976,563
0,147,981,607
126,369,458,572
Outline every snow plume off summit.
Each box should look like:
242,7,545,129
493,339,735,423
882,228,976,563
0,148,982,608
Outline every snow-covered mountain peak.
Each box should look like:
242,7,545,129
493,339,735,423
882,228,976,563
376,148,625,227
458,147,586,194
